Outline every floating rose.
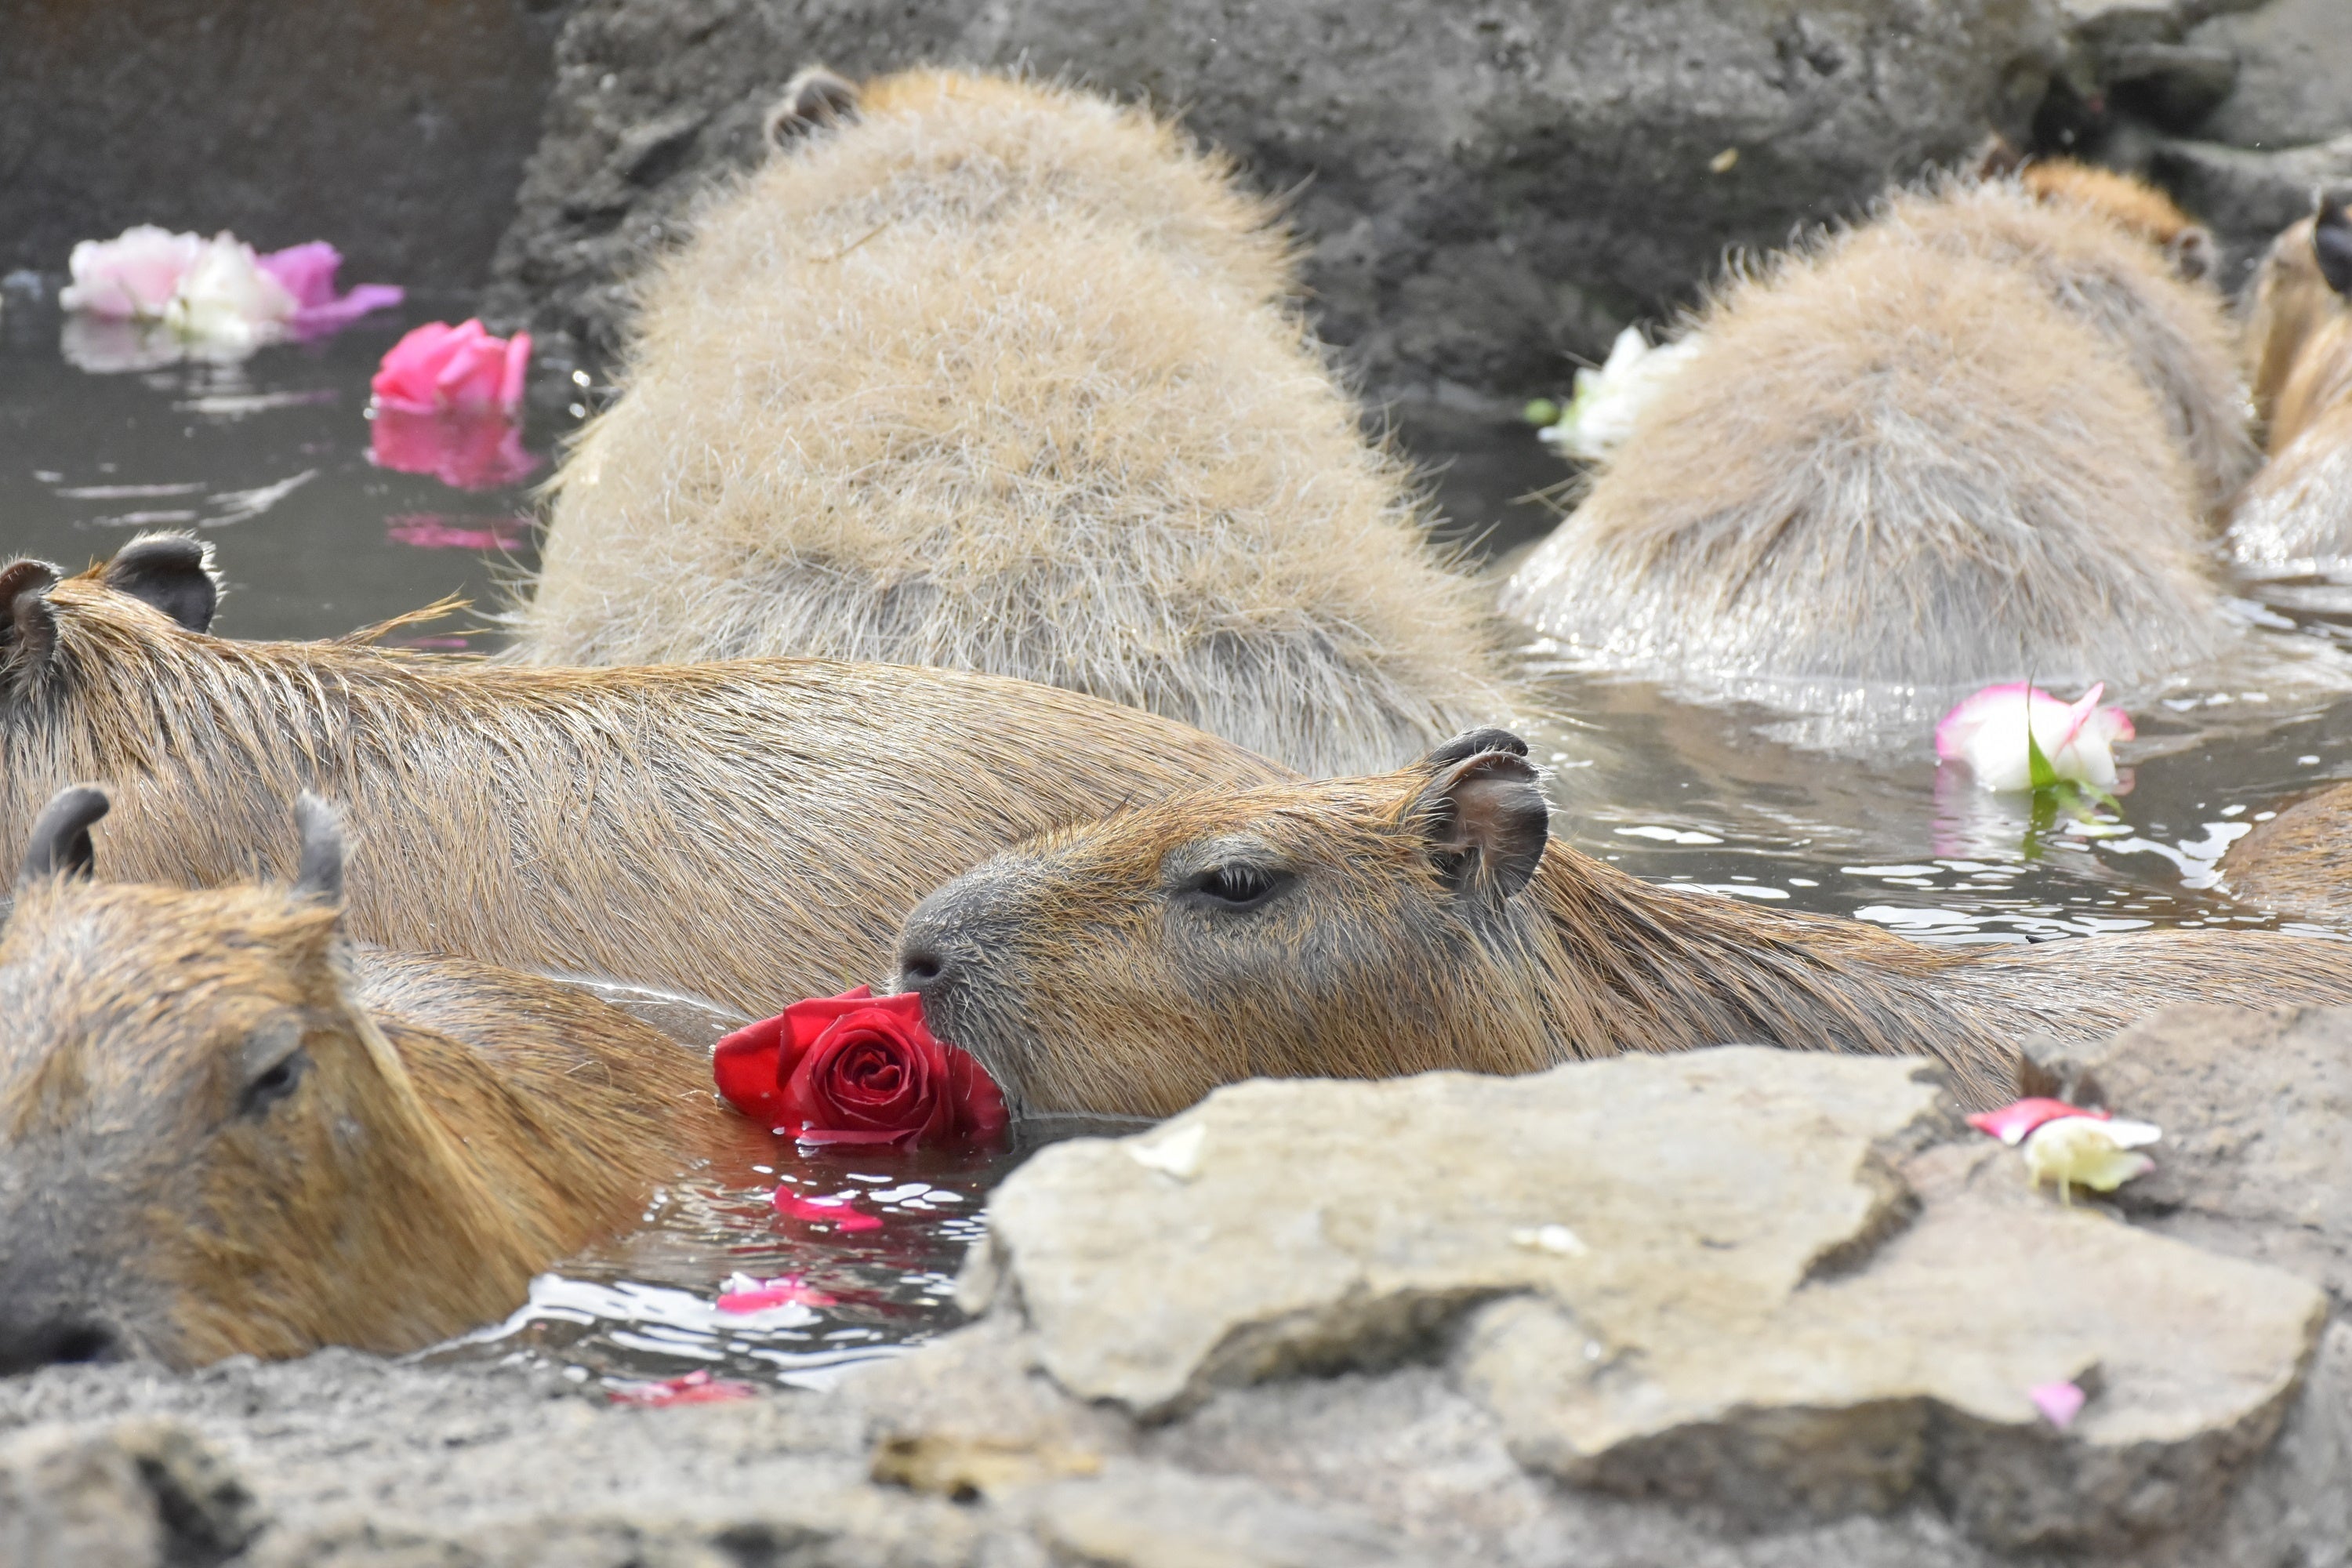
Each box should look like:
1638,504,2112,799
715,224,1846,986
60,225,205,319
715,1272,837,1312
1935,682,2134,794
163,236,297,350
1530,325,1706,463
372,319,531,417
1968,1096,2159,1205
771,1189,884,1232
713,987,1008,1149
608,1368,757,1407
255,241,405,335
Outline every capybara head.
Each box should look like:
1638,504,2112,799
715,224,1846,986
895,729,1555,1116
2245,194,2352,427
0,788,524,1371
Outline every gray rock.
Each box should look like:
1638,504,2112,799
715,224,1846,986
2151,132,2352,274
967,1048,2329,1552
483,0,2067,405
0,0,570,289
0,1418,259,1568
2022,1003,2352,1307
2189,0,2352,150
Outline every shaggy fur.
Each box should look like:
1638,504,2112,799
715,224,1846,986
0,537,1291,1019
511,67,1511,779
2227,205,2352,564
2220,779,2352,927
1903,170,2254,507
895,734,2352,1118
0,802,732,1368
1501,187,2225,694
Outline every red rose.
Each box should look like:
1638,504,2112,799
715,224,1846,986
712,987,1007,1149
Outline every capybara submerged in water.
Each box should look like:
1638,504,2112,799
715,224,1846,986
0,535,1290,1018
512,67,1512,778
2218,777,2352,928
2227,197,2352,566
1501,170,2241,706
0,789,733,1370
895,731,2352,1117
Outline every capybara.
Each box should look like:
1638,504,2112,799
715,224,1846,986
1501,173,2234,702
0,788,739,1371
894,730,2352,1117
2227,197,2352,565
510,67,1512,778
0,535,1290,1018
2219,779,2352,928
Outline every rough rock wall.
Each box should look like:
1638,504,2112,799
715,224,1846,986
482,0,2067,405
0,0,572,289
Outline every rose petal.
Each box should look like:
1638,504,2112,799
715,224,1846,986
2028,1380,2086,1428
774,1190,884,1232
1965,1097,2107,1147
609,1369,757,1407
716,1274,837,1312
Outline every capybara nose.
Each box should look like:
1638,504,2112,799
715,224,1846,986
0,1315,120,1377
898,945,948,990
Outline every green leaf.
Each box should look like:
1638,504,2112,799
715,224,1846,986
2024,704,2061,791
1523,398,1562,427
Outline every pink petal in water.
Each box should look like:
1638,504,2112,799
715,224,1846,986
716,1274,838,1313
609,1368,758,1407
773,1189,884,1232
256,241,403,334
386,514,530,551
2028,1380,2087,1428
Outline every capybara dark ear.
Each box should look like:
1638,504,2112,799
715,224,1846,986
764,67,860,148
102,532,220,633
292,793,346,906
1412,750,1550,902
2165,225,2216,284
0,559,63,691
18,786,108,886
1420,728,1532,770
2315,195,2352,298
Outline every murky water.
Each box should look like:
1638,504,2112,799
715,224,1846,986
7,274,2352,1395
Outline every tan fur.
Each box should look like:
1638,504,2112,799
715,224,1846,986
1906,170,2253,506
2220,780,2352,927
2227,212,2352,563
0,544,1291,1018
0,863,736,1367
896,746,2352,1117
1501,182,2227,695
512,67,1512,779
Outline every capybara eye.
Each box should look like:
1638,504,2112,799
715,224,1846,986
1185,864,1289,912
238,1049,310,1119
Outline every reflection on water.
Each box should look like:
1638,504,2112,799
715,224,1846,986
9,270,2352,1392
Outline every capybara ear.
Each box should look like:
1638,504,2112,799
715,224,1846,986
764,67,860,148
0,559,63,691
1420,728,1532,770
1411,749,1550,902
2315,195,2352,298
292,793,346,906
102,532,220,633
18,786,109,886
2165,225,2216,284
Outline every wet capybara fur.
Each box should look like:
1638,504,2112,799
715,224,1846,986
2220,779,2352,928
2227,197,2352,566
513,67,1512,778
897,731,2352,1117
0,789,739,1371
1501,168,2242,702
0,535,1291,1018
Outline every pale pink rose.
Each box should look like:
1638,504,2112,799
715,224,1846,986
2022,1114,2159,1203
163,234,298,348
256,241,404,333
371,319,531,416
2027,1381,2086,1428
1933,681,2134,793
60,225,205,319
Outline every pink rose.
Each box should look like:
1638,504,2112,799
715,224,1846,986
60,226,205,319
371,319,531,416
256,241,403,333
